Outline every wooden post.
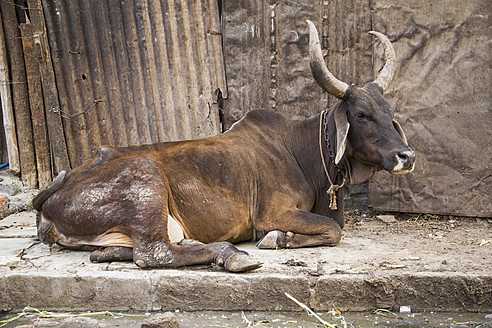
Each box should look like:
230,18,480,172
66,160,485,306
0,10,20,175
20,22,52,189
27,0,71,176
0,0,37,188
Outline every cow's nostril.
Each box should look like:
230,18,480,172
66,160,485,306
397,152,408,163
397,150,415,165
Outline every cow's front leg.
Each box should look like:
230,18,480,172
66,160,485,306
255,209,342,249
257,229,340,249
132,237,261,272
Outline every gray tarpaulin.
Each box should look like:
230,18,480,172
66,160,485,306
369,0,491,217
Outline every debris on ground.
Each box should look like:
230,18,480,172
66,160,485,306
0,171,38,219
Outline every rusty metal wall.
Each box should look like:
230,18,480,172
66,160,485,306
42,0,225,168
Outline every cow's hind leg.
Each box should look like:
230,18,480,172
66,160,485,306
90,246,133,263
133,238,261,272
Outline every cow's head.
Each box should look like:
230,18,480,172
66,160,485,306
307,21,415,184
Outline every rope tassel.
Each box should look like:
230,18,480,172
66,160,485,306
327,183,344,210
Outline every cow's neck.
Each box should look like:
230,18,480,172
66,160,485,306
290,104,346,195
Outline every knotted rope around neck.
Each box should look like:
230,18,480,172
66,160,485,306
319,110,345,210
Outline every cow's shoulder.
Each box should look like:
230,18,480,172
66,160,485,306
227,110,292,134
244,109,290,123
242,109,291,127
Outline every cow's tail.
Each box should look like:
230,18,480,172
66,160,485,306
33,171,67,211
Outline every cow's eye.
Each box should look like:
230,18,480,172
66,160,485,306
356,113,369,120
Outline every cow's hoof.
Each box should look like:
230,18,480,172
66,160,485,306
224,253,262,273
256,230,285,249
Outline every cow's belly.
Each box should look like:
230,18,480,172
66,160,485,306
171,206,255,244
169,183,255,244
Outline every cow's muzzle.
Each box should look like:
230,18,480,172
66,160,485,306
389,149,416,175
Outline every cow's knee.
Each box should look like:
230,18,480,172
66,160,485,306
323,227,342,246
285,226,342,248
316,223,342,247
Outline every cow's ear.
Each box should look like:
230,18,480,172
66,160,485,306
393,120,408,145
334,108,350,165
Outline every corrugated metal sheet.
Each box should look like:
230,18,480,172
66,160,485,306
42,0,225,168
323,0,373,104
0,0,36,186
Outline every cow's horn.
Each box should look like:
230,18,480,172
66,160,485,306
307,20,349,98
368,31,396,92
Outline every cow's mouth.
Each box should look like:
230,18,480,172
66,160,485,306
389,162,415,175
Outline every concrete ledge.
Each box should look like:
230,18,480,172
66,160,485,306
152,272,311,311
1,270,490,313
314,273,492,312
1,271,152,312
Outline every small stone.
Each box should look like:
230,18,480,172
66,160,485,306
406,257,421,261
377,215,396,223
141,312,179,328
0,184,16,196
0,195,9,214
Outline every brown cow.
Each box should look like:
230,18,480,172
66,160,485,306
33,21,415,272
